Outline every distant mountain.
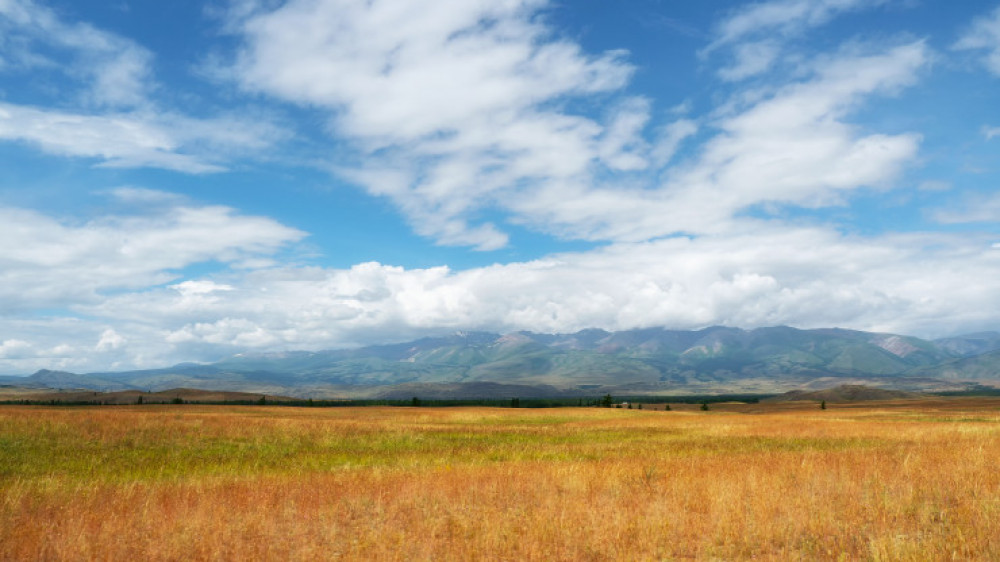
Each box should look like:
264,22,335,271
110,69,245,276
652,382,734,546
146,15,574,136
26,370,132,392
8,326,1000,398
909,349,1000,381
933,332,1000,357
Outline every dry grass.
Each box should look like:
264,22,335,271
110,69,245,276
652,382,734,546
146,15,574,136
3,401,1000,560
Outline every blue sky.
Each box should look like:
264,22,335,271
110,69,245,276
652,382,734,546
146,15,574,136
1,0,999,374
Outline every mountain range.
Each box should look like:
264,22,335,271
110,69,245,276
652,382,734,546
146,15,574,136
3,326,1000,398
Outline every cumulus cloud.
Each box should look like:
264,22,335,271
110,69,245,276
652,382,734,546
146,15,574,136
0,339,34,360
955,5,1000,76
96,329,126,352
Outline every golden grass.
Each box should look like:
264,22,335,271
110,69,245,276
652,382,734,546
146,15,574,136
3,402,1000,560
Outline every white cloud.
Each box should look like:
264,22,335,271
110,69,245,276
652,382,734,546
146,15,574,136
0,190,306,312
0,103,216,172
0,102,286,172
96,329,125,352
231,0,640,249
229,0,925,250
955,6,1000,76
932,191,1000,224
704,0,891,80
710,0,890,48
0,1,288,172
718,40,781,81
985,126,1000,140
3,223,984,374
650,119,698,167
0,0,152,108
0,339,33,360
501,42,928,242
171,280,236,297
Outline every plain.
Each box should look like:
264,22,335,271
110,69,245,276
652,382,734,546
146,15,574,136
3,400,1000,560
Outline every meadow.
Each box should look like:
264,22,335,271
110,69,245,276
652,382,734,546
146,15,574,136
2,400,1000,560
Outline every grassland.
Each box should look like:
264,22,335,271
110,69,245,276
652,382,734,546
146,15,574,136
3,400,1000,560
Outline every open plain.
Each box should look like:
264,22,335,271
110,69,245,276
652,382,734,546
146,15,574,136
3,399,1000,560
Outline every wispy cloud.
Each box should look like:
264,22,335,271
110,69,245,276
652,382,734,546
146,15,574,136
704,0,892,80
0,103,287,173
954,5,1000,75
0,0,288,172
0,190,305,313
500,41,928,242
0,0,152,108
231,0,640,249
932,191,1000,224
229,0,924,249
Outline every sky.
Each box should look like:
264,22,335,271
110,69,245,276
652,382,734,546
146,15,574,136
1,0,999,374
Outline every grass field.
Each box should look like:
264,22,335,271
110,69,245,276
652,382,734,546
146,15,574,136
3,400,1000,560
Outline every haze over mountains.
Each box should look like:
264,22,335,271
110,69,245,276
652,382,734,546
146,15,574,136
3,326,1000,399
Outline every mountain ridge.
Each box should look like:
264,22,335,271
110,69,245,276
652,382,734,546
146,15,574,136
4,326,999,398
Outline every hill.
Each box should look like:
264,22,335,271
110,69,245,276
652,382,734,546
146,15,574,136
765,385,921,403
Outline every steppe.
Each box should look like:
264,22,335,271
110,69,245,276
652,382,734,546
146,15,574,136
3,398,1000,560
